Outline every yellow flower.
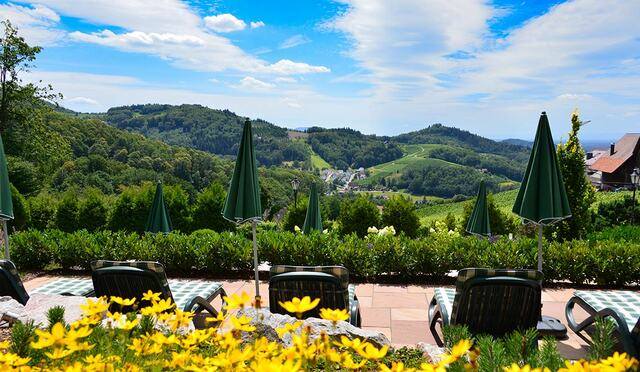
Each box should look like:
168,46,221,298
278,296,320,318
117,318,140,331
31,322,67,349
335,335,367,352
223,292,253,310
230,315,256,332
0,340,11,350
80,297,109,317
419,363,447,372
66,341,94,352
142,290,161,303
357,343,388,360
44,347,74,360
450,339,472,358
275,321,303,338
342,352,366,369
380,361,414,372
319,308,349,324
0,352,30,367
110,296,136,307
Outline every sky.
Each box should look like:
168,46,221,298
1,0,639,141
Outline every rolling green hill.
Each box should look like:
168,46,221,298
358,143,522,198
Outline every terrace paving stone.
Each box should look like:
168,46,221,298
391,308,427,321
375,284,409,293
372,292,428,308
355,283,374,297
360,307,391,328
391,320,430,345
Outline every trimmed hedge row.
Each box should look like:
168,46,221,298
9,229,640,286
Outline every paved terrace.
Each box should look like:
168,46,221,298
24,277,600,359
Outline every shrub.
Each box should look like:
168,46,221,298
191,183,235,232
9,228,640,286
108,185,150,232
594,195,640,230
54,191,79,232
338,196,380,237
381,196,420,237
7,184,30,231
281,198,308,232
7,156,41,196
28,192,57,230
78,189,108,231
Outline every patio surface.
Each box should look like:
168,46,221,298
23,276,604,359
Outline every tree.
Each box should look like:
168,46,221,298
552,109,596,240
0,20,59,134
381,196,420,237
55,192,80,232
78,189,108,231
191,183,235,232
7,156,41,195
28,191,57,230
338,196,380,237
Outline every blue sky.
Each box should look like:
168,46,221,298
1,0,639,141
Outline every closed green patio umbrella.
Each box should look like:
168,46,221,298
466,180,491,237
223,119,263,302
513,112,571,272
0,134,13,259
303,183,323,234
145,181,172,233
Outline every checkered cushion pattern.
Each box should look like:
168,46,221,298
348,284,356,310
31,278,94,296
270,265,349,289
31,277,223,311
168,279,222,311
575,290,640,334
450,268,542,320
434,287,456,324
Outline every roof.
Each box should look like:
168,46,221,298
590,133,640,174
585,149,607,166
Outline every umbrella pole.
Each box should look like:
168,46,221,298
2,219,9,260
252,219,261,306
537,224,543,272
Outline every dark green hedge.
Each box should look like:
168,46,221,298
9,229,640,286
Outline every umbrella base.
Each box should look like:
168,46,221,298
537,315,567,339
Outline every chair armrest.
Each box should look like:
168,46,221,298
429,296,447,347
350,295,360,327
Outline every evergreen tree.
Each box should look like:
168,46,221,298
553,109,596,240
382,196,420,237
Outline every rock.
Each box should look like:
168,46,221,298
221,308,390,347
0,294,93,328
418,342,446,363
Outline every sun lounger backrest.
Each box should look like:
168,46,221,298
0,260,29,305
270,265,349,289
451,268,542,337
269,271,348,318
91,260,173,311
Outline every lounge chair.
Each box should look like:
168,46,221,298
90,260,227,323
269,265,361,326
566,290,640,357
0,260,30,305
429,268,543,346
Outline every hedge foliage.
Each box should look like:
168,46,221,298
9,228,640,286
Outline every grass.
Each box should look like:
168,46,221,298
417,189,634,223
310,151,331,170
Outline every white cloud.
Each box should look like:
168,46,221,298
66,96,99,105
275,77,297,83
281,97,301,108
235,76,275,91
264,59,330,75
204,13,246,33
0,3,64,45
250,21,265,29
279,34,310,49
557,93,592,100
26,0,328,76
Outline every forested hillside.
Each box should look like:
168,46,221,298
306,127,403,169
101,104,310,167
394,124,530,163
